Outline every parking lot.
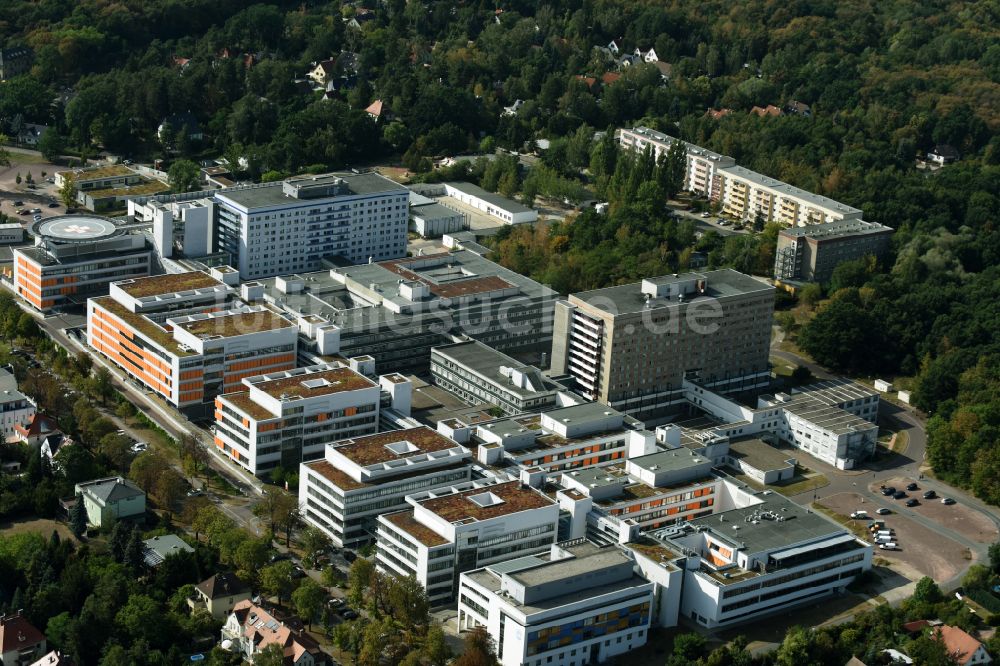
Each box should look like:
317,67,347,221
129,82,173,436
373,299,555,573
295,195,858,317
818,492,972,582
874,476,999,544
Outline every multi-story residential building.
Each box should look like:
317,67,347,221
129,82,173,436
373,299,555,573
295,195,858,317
431,341,565,416
213,172,409,279
213,363,382,475
87,271,297,416
14,215,152,312
773,219,894,284
550,270,774,420
0,368,35,442
457,542,655,666
259,250,559,372
376,480,560,604
617,127,863,227
299,426,473,547
465,402,654,475
651,490,872,629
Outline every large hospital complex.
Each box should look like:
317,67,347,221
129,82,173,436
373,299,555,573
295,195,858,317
5,155,894,662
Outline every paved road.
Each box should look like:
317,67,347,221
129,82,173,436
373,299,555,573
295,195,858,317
772,343,1000,592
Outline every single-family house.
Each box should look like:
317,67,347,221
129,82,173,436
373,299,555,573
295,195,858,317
652,60,672,81
706,108,733,120
189,573,253,620
786,100,812,116
634,47,659,63
221,601,324,665
364,99,392,123
607,39,622,55
14,414,58,447
158,112,203,143
601,72,621,86
74,476,146,528
0,612,46,666
502,99,524,116
934,625,992,665
143,535,195,567
928,144,960,165
39,434,73,466
307,59,337,86
751,104,783,118
29,651,74,666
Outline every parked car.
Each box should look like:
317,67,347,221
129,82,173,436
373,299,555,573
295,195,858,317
893,491,906,499
341,609,358,620
12,200,23,206
327,598,344,608
29,208,41,214
718,219,731,226
269,552,291,563
906,482,919,491
700,211,711,218
47,202,59,208
881,487,896,496
879,542,897,550
130,442,148,453
875,508,891,515
942,497,956,505
17,209,28,215
923,490,937,499
291,566,306,579
849,511,868,519
186,489,204,497
905,498,919,507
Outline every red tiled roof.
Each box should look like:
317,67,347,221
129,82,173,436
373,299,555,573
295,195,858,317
601,72,621,85
750,104,782,117
0,613,45,653
934,625,986,665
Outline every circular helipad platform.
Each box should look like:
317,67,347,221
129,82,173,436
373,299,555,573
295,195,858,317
33,215,121,242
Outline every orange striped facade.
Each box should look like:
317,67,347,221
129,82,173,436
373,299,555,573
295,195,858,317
519,444,624,470
221,353,296,393
15,256,81,311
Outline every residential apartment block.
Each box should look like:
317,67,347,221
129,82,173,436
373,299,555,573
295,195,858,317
213,171,409,279
458,542,655,666
431,341,564,416
774,219,894,284
376,480,560,604
550,270,774,420
87,271,297,415
213,363,382,475
14,215,152,312
259,250,559,372
299,426,474,547
618,127,863,227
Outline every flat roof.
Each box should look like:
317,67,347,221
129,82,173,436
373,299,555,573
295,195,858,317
685,492,848,554
721,164,861,215
726,438,795,472
510,548,631,588
418,480,553,522
573,268,773,315
445,181,534,214
217,171,405,209
780,219,893,240
58,164,134,181
252,366,376,400
305,457,471,492
378,254,516,299
176,308,294,338
383,510,449,547
33,215,121,242
630,448,711,473
91,296,193,356
115,271,222,298
433,341,555,400
793,378,879,404
219,391,276,420
332,426,460,466
412,202,463,221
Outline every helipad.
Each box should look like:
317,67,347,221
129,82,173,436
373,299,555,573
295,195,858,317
33,215,121,242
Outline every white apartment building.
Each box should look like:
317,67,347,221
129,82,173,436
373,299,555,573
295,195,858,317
213,363,382,475
458,542,655,666
0,368,35,442
618,127,863,227
376,480,560,605
299,426,473,547
213,172,409,279
651,490,872,628
87,270,297,415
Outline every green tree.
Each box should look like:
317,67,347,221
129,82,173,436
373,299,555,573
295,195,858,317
667,633,707,666
912,576,943,604
38,130,66,162
69,493,87,538
423,626,452,666
347,557,375,607
168,159,201,193
799,283,823,308
123,528,146,571
260,560,296,605
59,178,79,208
292,579,326,628
254,644,286,666
453,626,498,666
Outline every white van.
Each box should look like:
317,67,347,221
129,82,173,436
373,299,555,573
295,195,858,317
876,530,893,537
879,542,897,550
875,535,892,544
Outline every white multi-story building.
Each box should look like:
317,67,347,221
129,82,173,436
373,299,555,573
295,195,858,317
213,363,382,476
87,270,297,416
298,426,474,547
376,480,560,604
213,172,409,279
651,490,872,629
0,368,35,442
618,127,863,227
458,542,655,666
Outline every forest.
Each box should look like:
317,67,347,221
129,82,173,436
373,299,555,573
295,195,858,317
0,2,997,496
